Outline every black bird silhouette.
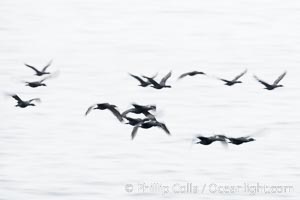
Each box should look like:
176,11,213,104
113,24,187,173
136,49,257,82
85,103,123,122
9,94,40,108
226,136,255,145
178,71,206,79
25,76,51,88
131,119,170,140
219,69,247,86
129,73,157,87
254,71,287,90
122,103,156,118
25,60,52,76
143,71,172,89
195,135,227,145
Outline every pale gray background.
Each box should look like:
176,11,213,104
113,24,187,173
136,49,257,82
0,0,299,199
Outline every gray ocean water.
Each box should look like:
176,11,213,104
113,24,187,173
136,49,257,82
0,0,299,199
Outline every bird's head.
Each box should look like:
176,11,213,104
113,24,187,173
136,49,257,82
248,138,255,142
29,103,36,106
41,83,47,86
277,84,284,88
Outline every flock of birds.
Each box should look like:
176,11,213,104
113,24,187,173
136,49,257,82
7,62,287,145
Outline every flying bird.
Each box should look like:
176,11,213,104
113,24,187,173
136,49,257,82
9,94,40,108
226,136,255,145
218,69,247,86
143,71,172,89
85,103,123,122
24,76,51,88
254,71,287,90
25,60,52,76
195,135,227,145
131,119,170,140
178,71,206,79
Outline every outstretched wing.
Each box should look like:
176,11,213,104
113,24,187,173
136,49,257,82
129,73,147,85
273,71,287,85
150,73,158,79
29,98,41,103
121,108,135,117
85,104,98,116
232,69,247,81
178,72,191,79
42,60,52,72
219,78,230,83
39,72,59,83
142,111,156,120
24,64,40,73
132,103,144,110
253,75,272,88
160,71,172,85
11,94,23,103
159,123,171,135
107,106,123,122
143,77,161,87
178,71,205,79
131,125,141,140
40,76,51,83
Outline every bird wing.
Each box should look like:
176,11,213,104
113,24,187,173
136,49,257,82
142,111,156,120
24,64,40,73
11,94,23,103
160,71,172,85
143,77,161,87
40,72,59,83
107,106,123,122
219,78,230,83
232,69,247,81
253,75,272,88
121,108,135,116
29,98,41,103
85,104,98,116
213,135,229,146
159,123,171,135
129,73,147,84
178,72,190,79
132,103,144,110
42,60,52,72
150,73,158,79
178,71,205,79
39,76,51,83
214,134,227,140
124,116,140,123
131,124,141,140
273,71,287,85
